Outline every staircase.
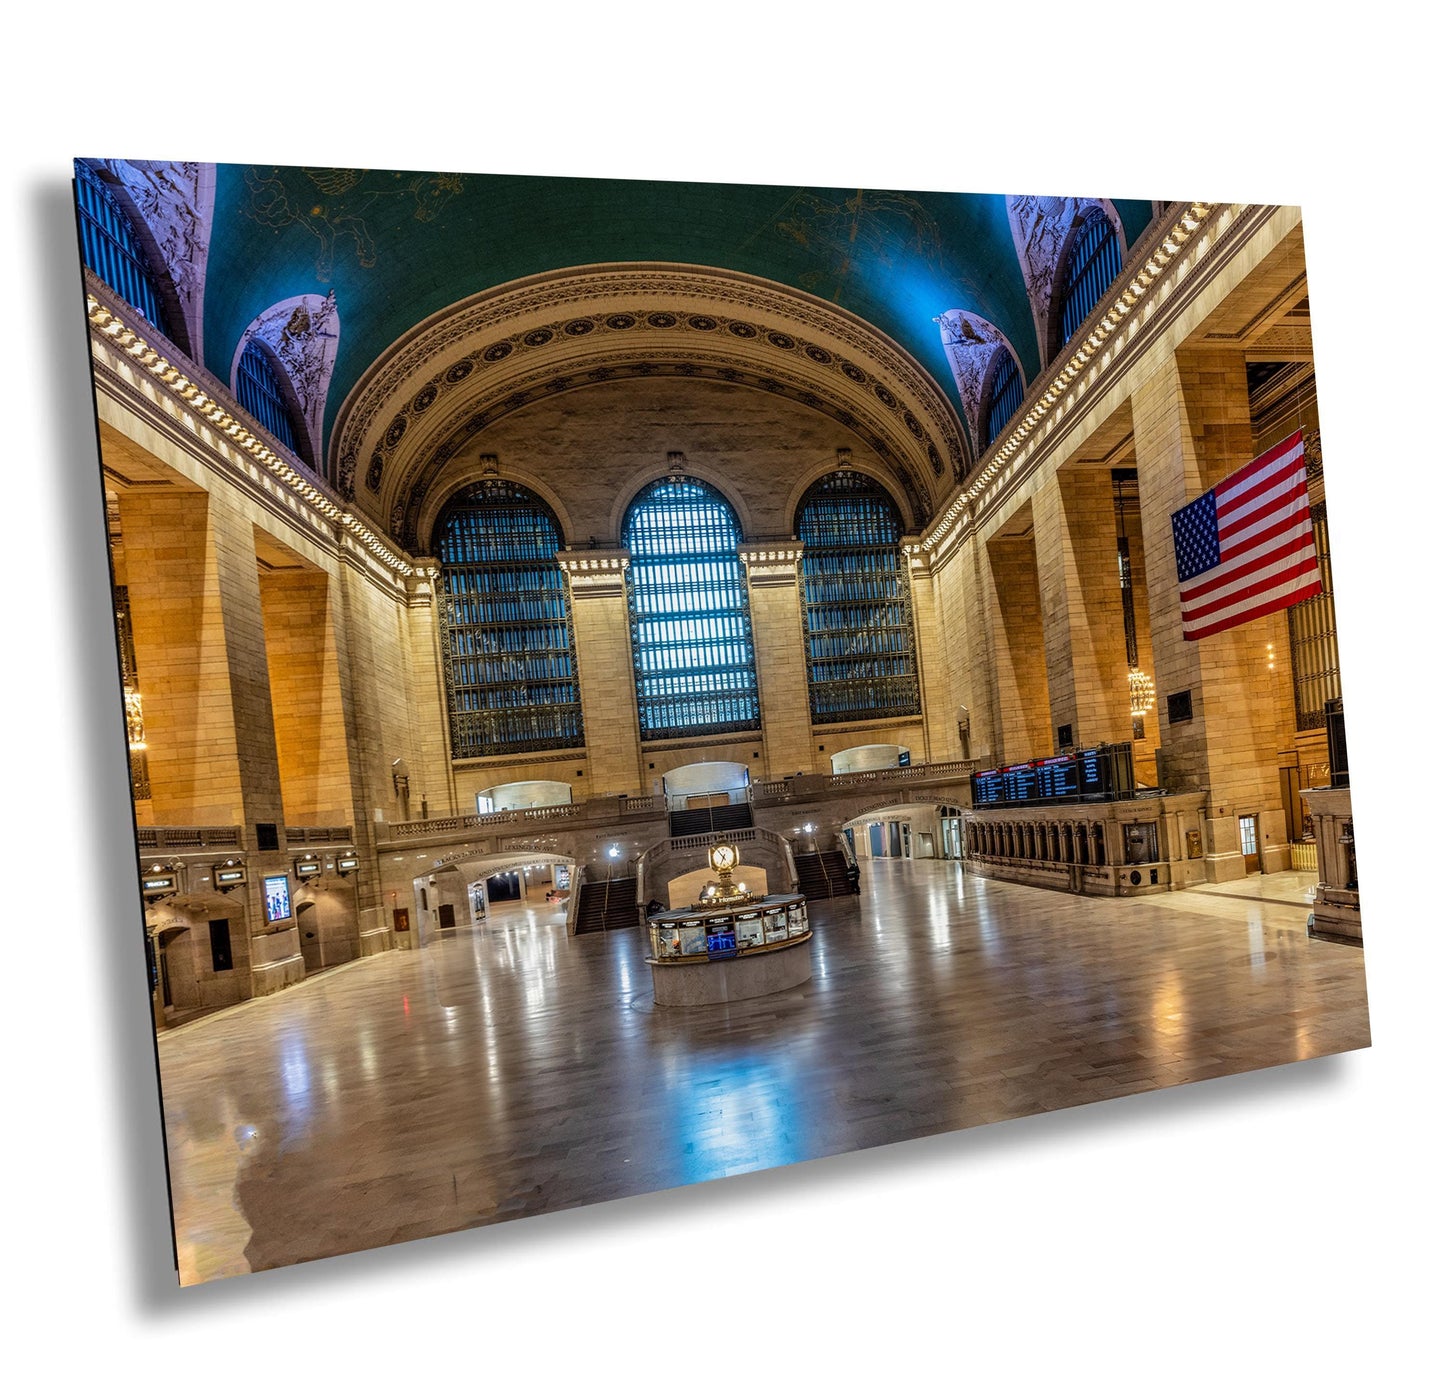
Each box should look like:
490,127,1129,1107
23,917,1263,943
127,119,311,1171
668,802,755,839
573,876,639,934
795,850,857,901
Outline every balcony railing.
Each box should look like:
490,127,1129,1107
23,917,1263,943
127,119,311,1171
285,825,354,846
379,760,977,847
136,826,243,851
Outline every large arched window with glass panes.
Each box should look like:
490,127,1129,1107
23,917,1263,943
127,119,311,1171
235,339,305,460
74,161,179,348
623,477,760,740
982,347,1024,449
435,481,583,757
795,471,920,723
1056,206,1122,352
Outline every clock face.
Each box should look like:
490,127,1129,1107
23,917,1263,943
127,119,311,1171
710,843,738,874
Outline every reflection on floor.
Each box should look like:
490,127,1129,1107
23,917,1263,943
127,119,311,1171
157,860,1370,1285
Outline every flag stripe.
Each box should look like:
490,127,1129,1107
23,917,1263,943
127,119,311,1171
1215,434,1306,501
1181,550,1321,621
1216,453,1306,524
1170,430,1317,640
1182,577,1323,639
1180,531,1317,607
1217,471,1309,541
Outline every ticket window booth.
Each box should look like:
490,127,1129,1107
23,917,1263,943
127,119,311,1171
1124,822,1159,865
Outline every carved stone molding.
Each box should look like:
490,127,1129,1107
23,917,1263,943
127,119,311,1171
329,265,969,547
559,549,631,599
1006,196,1125,366
740,542,805,588
97,160,216,363
935,311,1025,456
231,292,340,473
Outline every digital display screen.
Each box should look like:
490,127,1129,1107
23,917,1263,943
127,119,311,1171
294,860,321,877
214,866,246,886
336,856,360,871
1035,756,1080,801
142,876,175,892
706,929,738,959
970,744,1133,808
973,769,1006,804
1001,764,1038,803
263,874,292,923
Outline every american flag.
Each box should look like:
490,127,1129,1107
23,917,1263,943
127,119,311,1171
1171,430,1321,641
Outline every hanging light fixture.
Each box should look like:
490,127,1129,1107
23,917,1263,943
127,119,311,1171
1128,665,1156,719
123,687,147,750
1115,473,1155,735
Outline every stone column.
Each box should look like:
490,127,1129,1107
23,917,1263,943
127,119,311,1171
937,533,997,767
984,530,1053,762
404,562,455,817
901,537,950,764
739,543,813,779
258,567,354,826
117,489,251,827
559,550,644,798
117,486,300,1000
330,553,416,935
1033,468,1132,750
1131,346,1290,880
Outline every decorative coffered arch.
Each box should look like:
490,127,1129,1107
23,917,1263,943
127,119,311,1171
330,264,971,548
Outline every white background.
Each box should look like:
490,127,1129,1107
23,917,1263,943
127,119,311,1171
5,5,1438,1393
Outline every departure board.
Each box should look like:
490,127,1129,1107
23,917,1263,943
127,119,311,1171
973,769,1007,804
1035,755,1080,800
970,743,1134,808
1001,764,1037,802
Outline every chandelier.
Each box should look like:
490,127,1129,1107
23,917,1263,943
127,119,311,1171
1128,666,1156,719
124,687,147,750
1116,475,1155,730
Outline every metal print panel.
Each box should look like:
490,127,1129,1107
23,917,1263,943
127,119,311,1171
74,158,1371,1286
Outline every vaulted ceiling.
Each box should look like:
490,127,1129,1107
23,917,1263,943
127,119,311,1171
80,158,1159,534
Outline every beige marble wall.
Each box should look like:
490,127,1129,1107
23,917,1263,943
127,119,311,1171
258,566,354,827
984,533,1053,763
564,561,644,797
1034,467,1132,750
743,551,813,780
117,489,251,828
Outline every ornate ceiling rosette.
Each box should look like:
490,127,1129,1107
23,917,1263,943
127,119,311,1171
328,264,971,548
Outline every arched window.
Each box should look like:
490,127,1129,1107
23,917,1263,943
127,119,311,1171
235,339,304,459
435,481,583,757
623,477,760,740
795,471,920,723
982,348,1024,448
74,161,177,345
1057,207,1122,352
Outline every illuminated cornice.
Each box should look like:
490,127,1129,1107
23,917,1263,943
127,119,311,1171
87,289,415,579
918,202,1218,563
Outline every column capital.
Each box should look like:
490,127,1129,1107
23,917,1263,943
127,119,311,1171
899,535,932,577
558,548,631,597
739,541,804,586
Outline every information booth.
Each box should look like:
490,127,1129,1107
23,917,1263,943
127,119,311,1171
644,842,812,1005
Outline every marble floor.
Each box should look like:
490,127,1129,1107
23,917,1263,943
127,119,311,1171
156,860,1370,1286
